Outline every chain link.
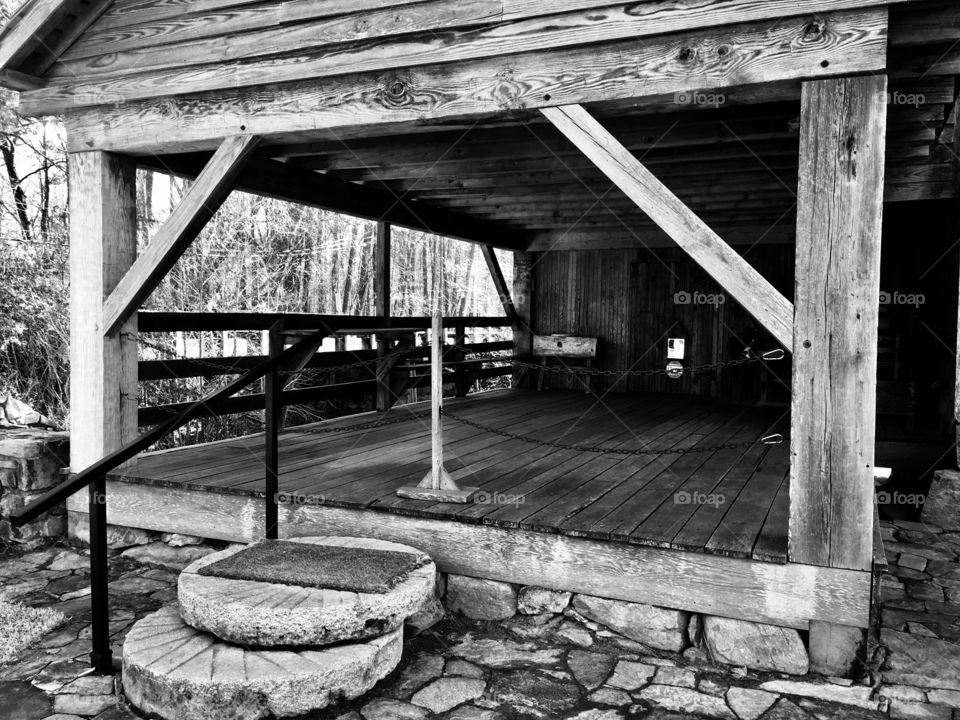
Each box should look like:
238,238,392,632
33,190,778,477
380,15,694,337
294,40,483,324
440,408,783,455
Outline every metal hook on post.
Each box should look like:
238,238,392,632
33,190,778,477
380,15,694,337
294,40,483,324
396,309,479,503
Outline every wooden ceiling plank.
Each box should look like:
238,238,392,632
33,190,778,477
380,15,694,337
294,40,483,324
136,154,529,251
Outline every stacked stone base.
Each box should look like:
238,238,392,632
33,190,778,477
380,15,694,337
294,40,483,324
0,429,69,547
122,536,437,720
442,574,866,680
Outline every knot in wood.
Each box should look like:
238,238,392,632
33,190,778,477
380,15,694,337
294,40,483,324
678,46,696,64
803,19,826,41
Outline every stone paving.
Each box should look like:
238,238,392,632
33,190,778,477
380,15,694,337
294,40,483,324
0,518,957,720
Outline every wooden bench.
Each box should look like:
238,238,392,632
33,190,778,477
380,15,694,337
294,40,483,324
533,334,598,394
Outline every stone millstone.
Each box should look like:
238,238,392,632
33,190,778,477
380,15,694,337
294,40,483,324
123,606,403,720
178,536,436,646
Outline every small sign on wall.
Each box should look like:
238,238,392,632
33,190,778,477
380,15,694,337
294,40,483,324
667,338,685,360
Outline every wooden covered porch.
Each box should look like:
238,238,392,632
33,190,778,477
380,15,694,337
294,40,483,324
5,0,959,669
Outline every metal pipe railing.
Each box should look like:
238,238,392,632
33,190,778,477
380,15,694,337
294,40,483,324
7,324,334,674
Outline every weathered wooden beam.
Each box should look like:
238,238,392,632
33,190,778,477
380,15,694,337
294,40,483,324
30,0,115,75
541,103,794,349
373,221,392,319
56,8,888,153
529,224,797,251
59,0,911,73
101,135,260,336
0,68,42,90
480,245,519,326
69,150,138,471
790,75,887,572
137,154,528,251
49,0,898,90
68,488,874,629
0,0,75,72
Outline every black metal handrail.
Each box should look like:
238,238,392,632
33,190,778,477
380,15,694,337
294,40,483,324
7,324,333,673
6,313,513,675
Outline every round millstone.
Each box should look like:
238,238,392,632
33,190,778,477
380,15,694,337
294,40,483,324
178,535,436,646
123,606,403,720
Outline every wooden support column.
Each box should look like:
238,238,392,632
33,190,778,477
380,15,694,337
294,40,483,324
68,150,137,674
374,221,392,321
69,151,138,472
790,74,887,572
512,251,534,387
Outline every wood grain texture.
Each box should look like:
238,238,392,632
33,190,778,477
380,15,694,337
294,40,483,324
70,481,871,629
0,0,75,71
542,103,795,349
101,135,260,335
55,8,888,153
68,151,138,472
789,75,887,571
60,0,909,69
49,0,896,84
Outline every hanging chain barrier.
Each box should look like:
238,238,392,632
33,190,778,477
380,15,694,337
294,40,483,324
463,348,786,377
439,407,783,455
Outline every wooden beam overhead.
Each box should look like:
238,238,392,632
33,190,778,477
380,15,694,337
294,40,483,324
101,134,261,336
58,7,887,154
0,0,74,72
541,104,794,349
137,154,529,251
790,75,887,572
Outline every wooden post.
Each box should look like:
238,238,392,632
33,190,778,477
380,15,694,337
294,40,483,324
396,311,478,503
512,251,534,387
264,320,284,540
790,75,887,572
374,221,392,322
69,150,137,674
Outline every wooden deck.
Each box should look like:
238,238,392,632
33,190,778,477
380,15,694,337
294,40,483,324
110,390,790,563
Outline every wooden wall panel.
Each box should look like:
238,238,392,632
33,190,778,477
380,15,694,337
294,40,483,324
532,246,793,399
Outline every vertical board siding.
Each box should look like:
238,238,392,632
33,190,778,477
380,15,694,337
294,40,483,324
532,246,793,398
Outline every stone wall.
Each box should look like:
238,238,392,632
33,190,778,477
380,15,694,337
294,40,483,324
439,573,867,681
0,429,70,548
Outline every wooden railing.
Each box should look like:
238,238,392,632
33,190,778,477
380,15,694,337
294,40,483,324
137,312,514,425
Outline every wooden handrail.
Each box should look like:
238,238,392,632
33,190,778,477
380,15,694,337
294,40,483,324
139,311,512,332
138,341,514,381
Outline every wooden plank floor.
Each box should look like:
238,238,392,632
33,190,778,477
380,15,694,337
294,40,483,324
113,390,790,562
